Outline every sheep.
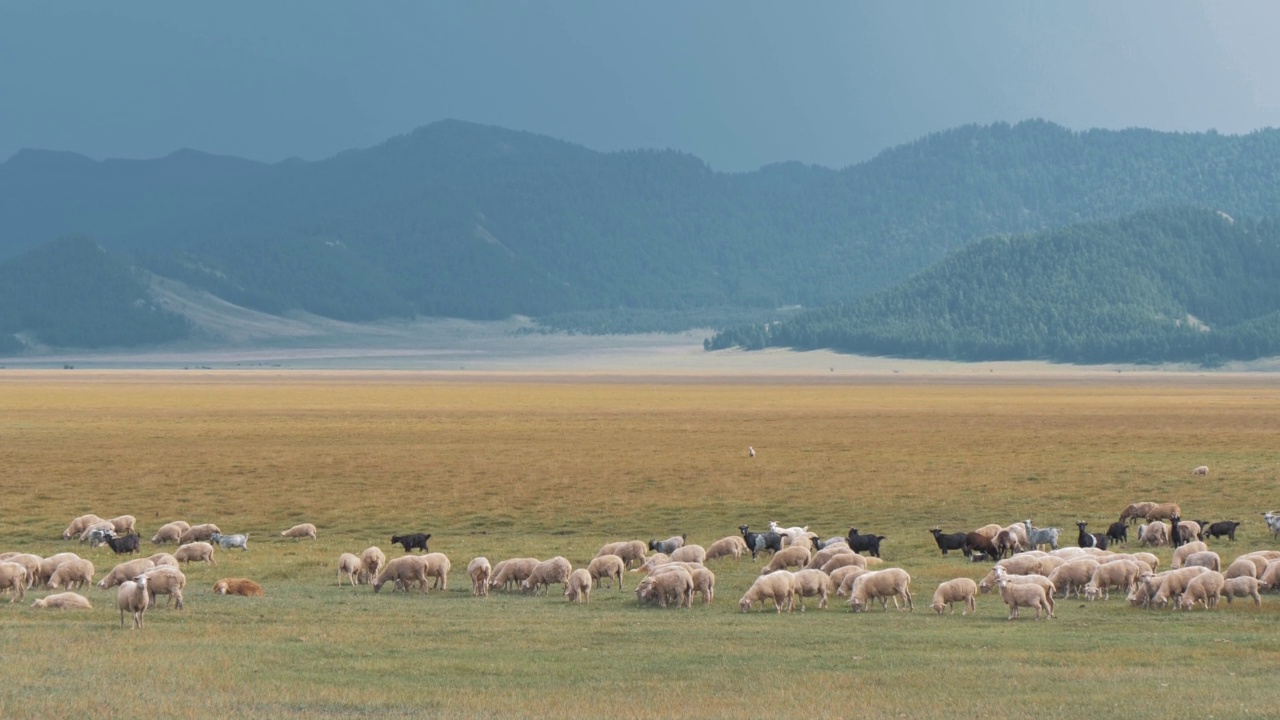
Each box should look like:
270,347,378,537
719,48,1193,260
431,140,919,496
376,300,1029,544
337,553,363,587
1222,576,1262,607
1034,555,1066,576
768,522,810,546
1225,557,1259,580
778,568,831,611
690,567,716,604
635,568,694,609
105,533,141,555
647,561,705,578
1119,502,1157,525
848,568,913,612
1204,521,1241,541
62,514,104,540
417,553,452,591
738,570,795,613
213,577,263,597
1192,465,1209,476
1105,521,1128,545
521,556,571,596
151,522,189,544
97,558,156,590
174,542,216,566
977,557,1038,593
846,528,886,558
488,558,540,592
587,555,625,590
467,557,492,596
821,553,867,574
1178,571,1225,610
147,553,179,568
1258,560,1280,591
648,534,686,555
1145,503,1182,522
178,524,222,544
1001,522,1030,552
963,532,999,562
360,547,386,584
1171,541,1209,569
564,568,592,603
972,523,1003,539
373,555,429,594
117,576,149,629
930,578,978,616
142,565,188,608
670,544,706,564
831,566,869,598
107,515,136,534
1047,558,1101,599
280,523,318,540
1148,566,1212,608
738,525,782,559
1022,520,1061,552
704,536,746,561
594,540,647,568
1175,519,1202,545
1075,521,1109,550
37,553,83,587
1238,550,1280,577
989,569,1057,616
47,558,94,591
209,532,249,552
1083,559,1142,600
79,520,116,545
390,533,430,553
808,544,856,569
929,528,968,556
760,545,810,574
993,530,1019,560
31,592,92,610
1183,551,1221,572
0,563,28,602
633,553,670,574
995,575,1053,620
1126,552,1160,573
1138,521,1170,547
4,554,42,588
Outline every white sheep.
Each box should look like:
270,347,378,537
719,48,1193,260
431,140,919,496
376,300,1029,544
806,544,855,570
690,567,716,605
1148,566,1212,608
1237,550,1280,577
417,553,451,591
635,567,694,609
97,558,156,590
633,554,671,574
62,514,104,540
47,558,95,591
337,553,363,587
37,552,82,587
147,553,179,568
0,562,28,603
1047,558,1100,599
467,557,492,597
971,523,1003,539
759,545,810,574
140,565,187,609
738,571,795,613
151,522,189,544
704,536,747,561
670,544,706,564
1083,559,1141,601
995,575,1053,620
31,592,92,610
1225,557,1259,580
564,568,592,604
1137,522,1170,547
848,568,913,613
1178,571,1225,611
280,523,317,540
768,522,810,546
587,554,625,590
601,540,648,569
790,569,833,611
1171,541,1209,569
1125,552,1160,573
373,556,428,594
117,576,149,629
820,553,867,574
107,515,136,534
831,566,869,598
930,577,978,616
488,558,540,592
1192,465,1209,476
1258,560,1280,591
521,556,571,595
4,554,42,589
1182,551,1221,572
1222,576,1262,607
360,547,386,585
174,542,216,566
177,523,222,544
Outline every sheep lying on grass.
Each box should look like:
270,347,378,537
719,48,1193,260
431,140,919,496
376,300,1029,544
213,578,263,597
564,568,592,604
848,568,913,613
468,557,492,597
738,571,794,613
31,592,92,610
117,576,149,629
337,553,363,587
281,523,318,540
587,555,625,590
931,578,978,616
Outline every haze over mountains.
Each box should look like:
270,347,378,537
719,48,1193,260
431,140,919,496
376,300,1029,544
4,118,1280,363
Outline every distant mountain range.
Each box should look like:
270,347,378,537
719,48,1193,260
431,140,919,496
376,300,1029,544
5,119,1280,362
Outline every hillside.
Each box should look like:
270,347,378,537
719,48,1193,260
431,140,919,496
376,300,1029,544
708,208,1280,364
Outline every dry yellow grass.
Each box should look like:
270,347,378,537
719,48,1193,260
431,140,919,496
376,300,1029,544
2,371,1279,718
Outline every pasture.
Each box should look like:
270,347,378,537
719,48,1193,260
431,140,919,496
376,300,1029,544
2,371,1280,718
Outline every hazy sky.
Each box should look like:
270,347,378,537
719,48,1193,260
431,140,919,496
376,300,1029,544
3,1,1279,171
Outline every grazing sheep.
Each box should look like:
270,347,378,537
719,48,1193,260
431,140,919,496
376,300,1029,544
1119,502,1157,525
690,567,716,604
1222,576,1262,607
488,558,540,592
360,547,386,584
930,578,978,616
151,522,189,544
1047,559,1101,599
5,554,42,588
821,553,867,574
47,558,95,591
995,575,1053,620
174,542,216,566
738,571,795,613
647,561,704,578
37,553,83,587
390,533,430,553
147,553,179,568
79,521,116,545
373,555,429,594
593,540,647,569
417,553,452,591
1192,465,1209,476
177,524,222,544
990,568,1057,615
116,576,149,629
929,528,969,556
107,515,136,535
1258,560,1280,591
704,536,747,561
1126,552,1160,573
62,514,104,540
587,555,625,590
1144,503,1182,522
105,533,141,555
337,553,363,587
1171,541,1209,569
1083,559,1142,601
633,553,671,574
670,544,706,564
467,557,492,597
212,577,263,597
1183,551,1221,572
142,565,188,608
1224,557,1259,580
209,532,249,552
97,558,156,590
1148,566,1213,608
635,567,694,609
789,569,833,611
521,556,571,596
738,525,782,560
0,563,28,602
848,568,913,612
760,545,811,574
1238,551,1280,577
830,566,869,598
1022,520,1061,552
808,544,856,569
845,528,886,558
648,535,687,556
1178,571,1225,610
280,523,318,540
768,522,810,546
31,592,92,610
564,568,592,604
1204,521,1241,541
1138,521,1170,547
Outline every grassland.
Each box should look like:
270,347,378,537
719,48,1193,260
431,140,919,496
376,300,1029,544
2,371,1279,718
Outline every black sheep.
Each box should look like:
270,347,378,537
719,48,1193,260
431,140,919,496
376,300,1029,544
929,528,967,557
846,528,886,558
391,533,431,553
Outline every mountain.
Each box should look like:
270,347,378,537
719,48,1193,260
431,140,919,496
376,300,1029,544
707,208,1280,364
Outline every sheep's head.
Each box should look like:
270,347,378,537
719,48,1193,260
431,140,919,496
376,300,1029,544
213,581,228,594
931,602,946,616
1083,584,1101,601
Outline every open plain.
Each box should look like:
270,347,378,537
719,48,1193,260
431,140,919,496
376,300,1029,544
2,369,1280,718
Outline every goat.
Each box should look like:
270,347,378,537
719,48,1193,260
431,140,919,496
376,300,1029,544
1204,520,1240,541
1105,521,1128,545
963,532,999,562
1076,521,1109,550
738,525,781,560
846,528,885,558
929,528,967,557
390,533,430,553
1022,520,1061,551
105,533,141,555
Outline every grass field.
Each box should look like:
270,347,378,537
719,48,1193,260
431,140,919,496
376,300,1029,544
2,371,1280,718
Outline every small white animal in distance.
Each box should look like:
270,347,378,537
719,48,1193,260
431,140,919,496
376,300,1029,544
748,446,756,458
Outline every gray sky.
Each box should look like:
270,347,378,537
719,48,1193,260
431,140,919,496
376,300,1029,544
3,1,1279,171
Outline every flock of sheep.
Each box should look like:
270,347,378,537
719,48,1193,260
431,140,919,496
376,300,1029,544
7,494,1280,629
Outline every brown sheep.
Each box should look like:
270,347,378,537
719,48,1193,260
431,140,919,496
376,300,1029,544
213,577,263,597
360,547,387,584
1144,503,1182,522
